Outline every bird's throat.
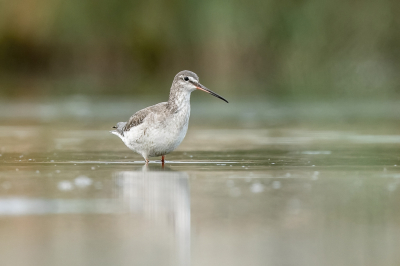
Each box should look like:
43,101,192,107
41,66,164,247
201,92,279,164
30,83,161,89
168,89,192,113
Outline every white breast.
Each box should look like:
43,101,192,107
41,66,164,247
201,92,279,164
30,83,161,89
123,105,190,158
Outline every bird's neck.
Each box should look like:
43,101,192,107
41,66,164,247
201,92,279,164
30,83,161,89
167,88,191,113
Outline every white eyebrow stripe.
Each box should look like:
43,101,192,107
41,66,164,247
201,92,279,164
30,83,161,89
188,76,198,83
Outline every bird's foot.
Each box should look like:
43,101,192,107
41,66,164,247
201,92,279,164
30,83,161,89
161,155,165,167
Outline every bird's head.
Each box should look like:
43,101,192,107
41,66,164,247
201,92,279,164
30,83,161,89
172,70,228,103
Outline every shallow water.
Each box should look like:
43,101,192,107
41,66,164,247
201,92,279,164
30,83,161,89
1,100,400,266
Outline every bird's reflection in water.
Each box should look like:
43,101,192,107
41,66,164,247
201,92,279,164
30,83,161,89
113,164,190,266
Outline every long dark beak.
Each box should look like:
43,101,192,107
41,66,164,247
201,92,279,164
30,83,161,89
194,82,229,103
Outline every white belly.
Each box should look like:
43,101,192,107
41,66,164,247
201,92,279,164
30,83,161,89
122,108,190,158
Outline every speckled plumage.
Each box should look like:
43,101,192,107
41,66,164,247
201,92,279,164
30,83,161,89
111,70,228,163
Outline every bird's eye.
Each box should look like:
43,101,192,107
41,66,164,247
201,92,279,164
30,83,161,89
184,77,189,81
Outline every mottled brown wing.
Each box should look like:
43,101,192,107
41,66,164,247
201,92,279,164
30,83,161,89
123,102,167,132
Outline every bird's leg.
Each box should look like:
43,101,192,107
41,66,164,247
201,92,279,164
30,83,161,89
161,155,165,165
145,158,149,164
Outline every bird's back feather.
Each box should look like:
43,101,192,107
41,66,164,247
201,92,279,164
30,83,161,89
123,102,169,132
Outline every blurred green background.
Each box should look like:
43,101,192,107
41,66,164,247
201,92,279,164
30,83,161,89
1,0,399,100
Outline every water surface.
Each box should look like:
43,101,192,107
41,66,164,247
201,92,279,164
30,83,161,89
0,100,400,266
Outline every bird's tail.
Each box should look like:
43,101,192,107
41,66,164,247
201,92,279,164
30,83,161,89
110,122,127,140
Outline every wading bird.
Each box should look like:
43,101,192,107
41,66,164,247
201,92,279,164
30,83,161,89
111,70,228,164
